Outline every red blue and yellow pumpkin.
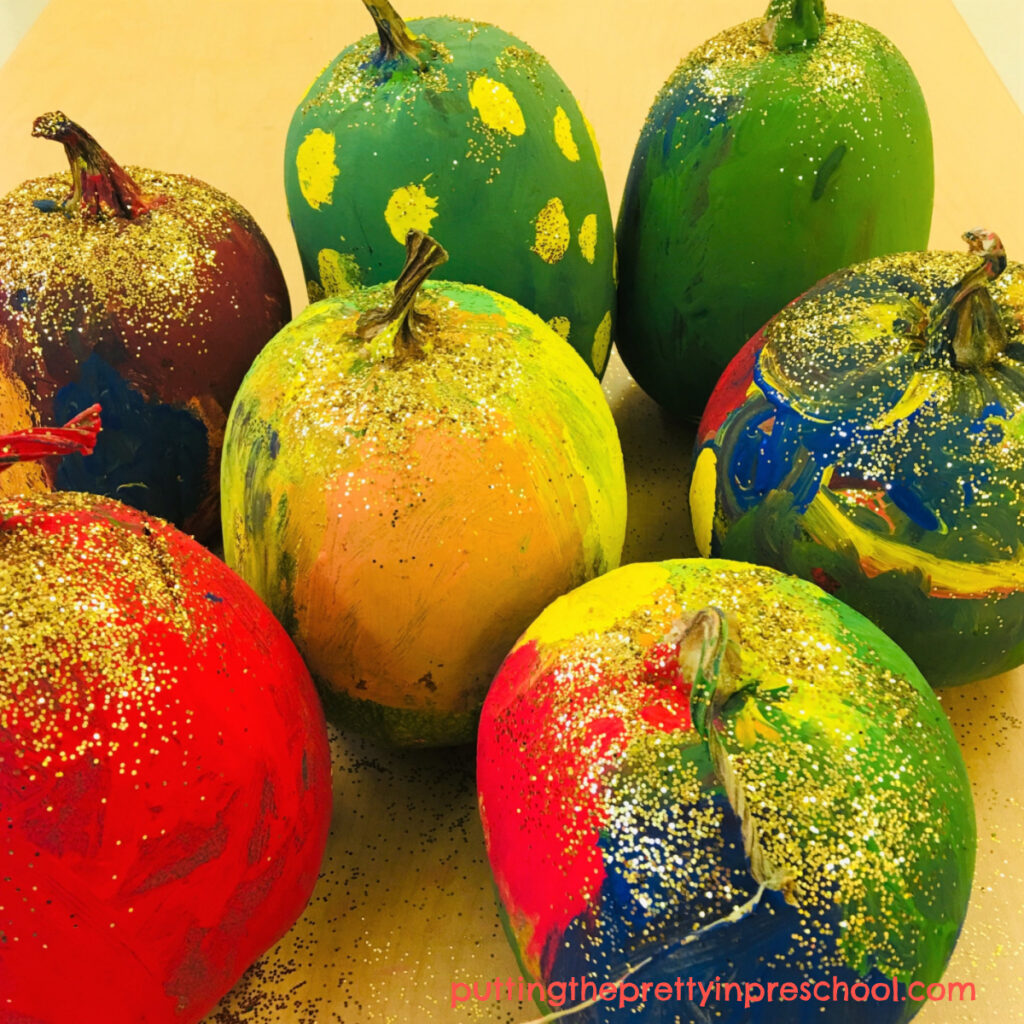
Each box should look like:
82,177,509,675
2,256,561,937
479,559,975,1021
692,231,1024,686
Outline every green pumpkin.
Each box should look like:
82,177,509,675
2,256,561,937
617,0,933,417
284,0,616,375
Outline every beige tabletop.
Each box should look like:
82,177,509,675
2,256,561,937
1,1,1022,1021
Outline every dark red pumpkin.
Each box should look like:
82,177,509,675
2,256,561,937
0,112,290,540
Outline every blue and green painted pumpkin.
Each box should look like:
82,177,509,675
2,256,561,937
616,0,933,417
692,232,1024,687
284,0,615,375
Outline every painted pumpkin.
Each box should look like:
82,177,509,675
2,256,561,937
0,490,332,1023
0,112,290,540
284,0,615,375
478,559,975,1022
692,231,1024,687
221,232,626,747
616,0,933,418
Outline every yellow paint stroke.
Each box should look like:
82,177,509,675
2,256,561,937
584,115,602,167
577,214,598,264
317,248,360,297
523,567,676,649
532,198,570,264
553,106,579,161
384,182,439,244
804,489,1024,597
469,76,526,135
776,674,857,739
547,316,571,340
871,370,951,430
296,128,339,210
689,447,718,558
733,700,781,748
591,311,612,372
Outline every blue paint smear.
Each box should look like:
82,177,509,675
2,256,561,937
652,80,742,162
548,793,912,1023
735,351,955,531
53,353,208,529
723,400,822,515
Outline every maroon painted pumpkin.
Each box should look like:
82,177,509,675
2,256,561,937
0,112,290,540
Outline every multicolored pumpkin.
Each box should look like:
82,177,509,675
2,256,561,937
0,490,332,1023
0,112,290,540
692,232,1024,687
616,0,933,417
284,0,615,375
221,232,626,747
478,559,975,1022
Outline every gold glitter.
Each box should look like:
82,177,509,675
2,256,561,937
301,37,454,117
494,43,549,86
0,168,262,406
230,283,541,472
0,492,192,762
651,15,912,131
531,197,570,264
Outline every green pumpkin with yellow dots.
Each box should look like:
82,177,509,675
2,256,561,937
284,0,616,375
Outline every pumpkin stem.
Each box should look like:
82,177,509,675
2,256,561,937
0,405,102,475
32,112,157,220
932,229,1009,370
761,0,826,49
363,0,429,65
678,608,797,902
357,231,448,359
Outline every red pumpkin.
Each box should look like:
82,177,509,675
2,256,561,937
0,490,332,1023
